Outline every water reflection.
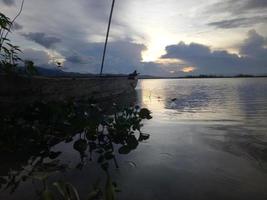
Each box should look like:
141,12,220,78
1,78,267,200
133,78,267,200
0,96,152,199
138,78,267,127
138,78,267,159
203,124,267,170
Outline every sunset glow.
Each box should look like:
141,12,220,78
155,58,181,65
1,1,267,200
1,0,266,75
181,66,195,73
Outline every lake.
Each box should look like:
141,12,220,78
1,78,267,200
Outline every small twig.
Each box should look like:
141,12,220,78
0,0,25,51
4,0,25,40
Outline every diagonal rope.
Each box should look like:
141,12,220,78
100,0,116,76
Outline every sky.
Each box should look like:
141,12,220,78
1,0,267,76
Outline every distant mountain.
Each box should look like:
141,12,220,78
36,67,67,76
17,66,95,77
17,67,134,77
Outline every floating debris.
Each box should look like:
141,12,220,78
125,161,137,168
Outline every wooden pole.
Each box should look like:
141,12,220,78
100,0,116,76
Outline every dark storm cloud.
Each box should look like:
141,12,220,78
21,40,168,76
162,42,242,74
139,62,170,76
243,0,267,10
208,16,267,29
240,30,267,60
2,0,15,6
66,54,91,65
22,32,61,48
24,32,267,76
89,41,145,74
61,40,169,75
66,55,85,64
61,41,147,74
161,30,267,75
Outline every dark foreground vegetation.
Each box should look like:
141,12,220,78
0,100,152,200
1,9,154,199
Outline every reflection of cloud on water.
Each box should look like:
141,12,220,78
200,125,267,171
234,79,267,130
198,79,267,164
139,79,267,126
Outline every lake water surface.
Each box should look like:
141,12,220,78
1,78,267,200
134,78,267,200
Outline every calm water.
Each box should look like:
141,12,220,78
1,78,267,200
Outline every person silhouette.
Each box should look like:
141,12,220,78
128,70,139,79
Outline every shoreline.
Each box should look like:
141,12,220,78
139,75,267,79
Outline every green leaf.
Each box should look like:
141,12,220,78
118,146,131,154
53,181,67,198
73,139,88,153
139,108,152,119
53,181,80,200
126,135,138,149
65,183,80,200
138,133,150,141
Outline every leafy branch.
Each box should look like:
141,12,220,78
0,0,25,73
0,0,25,51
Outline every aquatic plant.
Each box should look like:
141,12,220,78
0,100,152,199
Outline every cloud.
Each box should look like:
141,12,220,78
162,42,211,59
138,62,169,76
210,0,267,14
240,30,267,60
66,54,91,65
2,0,266,76
59,40,170,75
18,31,267,76
21,48,51,66
162,42,243,74
62,40,146,74
2,0,15,6
40,40,147,74
242,0,267,10
161,30,267,75
12,22,23,30
18,40,168,76
208,16,267,29
22,32,61,48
